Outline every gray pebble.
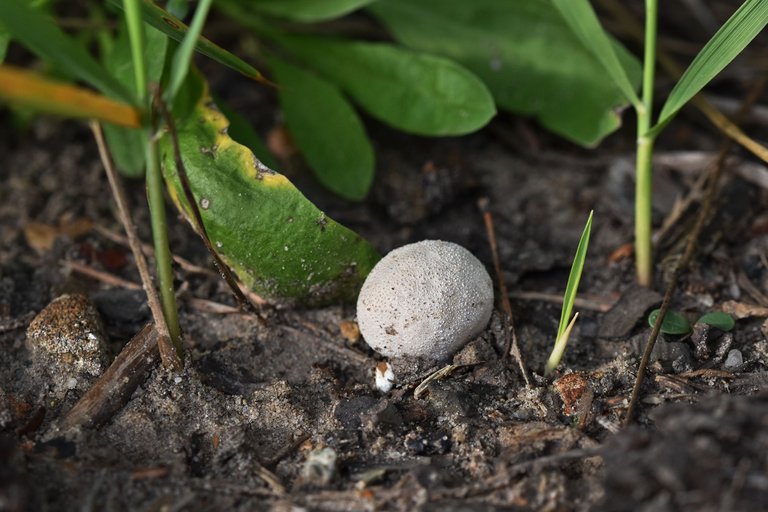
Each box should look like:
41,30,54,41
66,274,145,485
724,349,743,370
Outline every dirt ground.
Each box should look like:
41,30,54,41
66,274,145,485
3,19,768,512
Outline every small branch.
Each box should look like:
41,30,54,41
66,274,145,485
90,121,182,370
624,78,767,426
62,323,159,430
67,260,142,290
479,198,531,386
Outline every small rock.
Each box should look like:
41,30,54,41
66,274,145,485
374,361,395,393
724,349,743,369
26,294,107,380
357,240,494,360
553,372,590,416
300,447,337,486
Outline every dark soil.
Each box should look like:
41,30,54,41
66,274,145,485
3,13,768,512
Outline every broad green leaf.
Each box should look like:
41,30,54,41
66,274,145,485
238,0,375,22
648,309,692,335
159,76,380,304
550,0,640,107
0,64,141,128
280,36,495,136
557,211,593,341
165,0,212,103
107,0,266,84
0,0,135,103
369,0,641,146
697,311,735,331
657,0,768,131
267,55,374,200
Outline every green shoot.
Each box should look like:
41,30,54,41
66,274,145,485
545,211,593,375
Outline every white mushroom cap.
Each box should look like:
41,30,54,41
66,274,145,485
357,240,494,360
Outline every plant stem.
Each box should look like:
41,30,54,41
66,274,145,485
145,137,183,357
634,0,659,286
123,0,146,104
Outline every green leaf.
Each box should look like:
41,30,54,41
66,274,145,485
165,0,212,103
239,0,375,22
648,309,692,335
267,55,374,200
0,0,135,103
656,0,768,130
159,75,380,304
280,35,495,136
107,0,266,83
369,0,641,146
556,211,593,341
103,125,146,178
216,98,278,170
697,311,735,331
550,0,640,107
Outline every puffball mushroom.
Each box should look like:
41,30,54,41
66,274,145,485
357,240,494,360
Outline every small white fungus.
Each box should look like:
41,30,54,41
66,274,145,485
375,361,395,393
357,240,494,360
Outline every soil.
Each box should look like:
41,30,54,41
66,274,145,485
3,13,768,512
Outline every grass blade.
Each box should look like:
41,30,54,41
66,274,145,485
0,64,141,128
165,0,212,103
545,210,593,375
546,312,579,375
0,0,135,104
123,0,146,103
557,211,593,340
656,0,768,130
107,0,266,83
551,0,640,108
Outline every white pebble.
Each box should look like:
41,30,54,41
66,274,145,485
357,240,494,360
724,349,743,369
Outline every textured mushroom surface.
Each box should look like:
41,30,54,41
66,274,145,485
357,240,494,359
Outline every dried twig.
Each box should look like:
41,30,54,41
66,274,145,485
67,260,142,290
624,79,767,426
479,197,531,386
90,122,181,370
62,323,159,429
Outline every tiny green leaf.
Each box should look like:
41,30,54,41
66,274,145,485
656,0,768,131
267,55,374,200
236,0,375,22
697,311,735,331
280,35,495,136
550,0,640,107
648,309,692,335
0,0,135,103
